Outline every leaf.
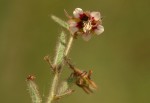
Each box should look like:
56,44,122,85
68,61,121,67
27,76,42,103
53,31,66,66
51,15,69,29
55,81,75,100
57,81,69,95
56,74,76,97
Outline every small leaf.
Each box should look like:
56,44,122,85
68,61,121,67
53,31,66,66
56,75,76,96
55,81,75,100
27,75,42,103
51,15,69,29
57,81,69,95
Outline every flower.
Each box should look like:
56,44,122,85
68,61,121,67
65,57,97,93
68,8,104,41
74,70,97,94
67,68,97,94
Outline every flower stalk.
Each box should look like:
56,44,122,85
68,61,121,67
47,72,59,103
47,31,74,103
64,35,74,56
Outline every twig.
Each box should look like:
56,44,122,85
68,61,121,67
47,34,74,103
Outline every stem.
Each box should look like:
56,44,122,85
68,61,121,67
47,73,59,103
47,35,74,103
64,35,74,56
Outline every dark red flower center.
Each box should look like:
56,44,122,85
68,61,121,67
76,21,83,28
92,26,97,30
80,14,89,21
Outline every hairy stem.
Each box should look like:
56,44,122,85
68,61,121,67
47,34,74,103
64,35,74,56
47,72,59,103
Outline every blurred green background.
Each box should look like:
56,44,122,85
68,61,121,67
0,0,150,103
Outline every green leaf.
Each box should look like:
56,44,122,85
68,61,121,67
57,75,76,96
51,15,69,29
27,80,42,103
57,81,69,95
53,31,66,66
55,81,74,99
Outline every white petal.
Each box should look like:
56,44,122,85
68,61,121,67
73,8,83,18
82,34,91,41
68,20,78,34
90,12,101,21
94,25,104,35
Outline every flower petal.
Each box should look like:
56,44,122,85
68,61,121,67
82,34,92,41
73,8,83,18
90,12,101,21
94,25,104,35
68,20,79,34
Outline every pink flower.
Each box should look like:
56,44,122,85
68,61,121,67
68,8,104,41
